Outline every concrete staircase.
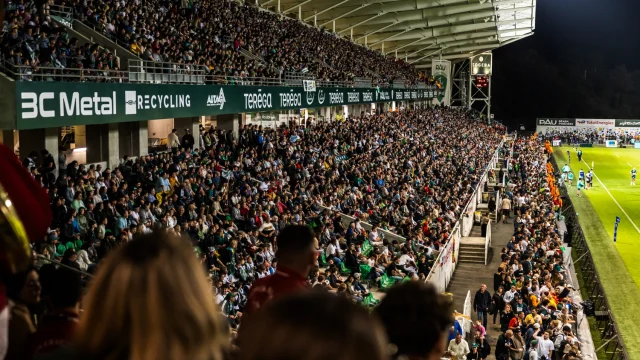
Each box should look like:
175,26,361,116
458,241,486,265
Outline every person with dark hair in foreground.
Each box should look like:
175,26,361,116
30,268,82,357
245,225,316,314
238,291,388,360
374,281,454,360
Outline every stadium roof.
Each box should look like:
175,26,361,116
256,0,536,69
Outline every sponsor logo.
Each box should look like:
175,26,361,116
21,91,116,119
576,119,615,126
329,91,344,104
378,91,390,101
473,56,492,69
318,90,326,104
616,120,640,127
347,91,360,103
362,92,373,102
125,91,136,114
306,91,315,106
537,118,575,126
207,88,226,109
435,64,447,71
244,89,273,110
279,90,301,108
258,113,277,121
132,93,191,113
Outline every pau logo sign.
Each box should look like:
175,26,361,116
536,118,575,127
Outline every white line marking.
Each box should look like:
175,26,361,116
628,163,634,167
582,159,640,234
615,154,621,158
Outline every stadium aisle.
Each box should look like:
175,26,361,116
447,221,514,360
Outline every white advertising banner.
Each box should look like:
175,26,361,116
575,119,616,129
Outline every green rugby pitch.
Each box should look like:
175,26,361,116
553,145,640,359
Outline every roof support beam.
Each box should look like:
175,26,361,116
282,0,313,14
303,0,352,22
260,0,276,6
414,53,478,68
354,20,404,42
388,37,429,52
369,28,414,47
338,12,385,34
405,44,439,58
409,47,448,64
319,4,371,28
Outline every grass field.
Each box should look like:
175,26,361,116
553,146,640,359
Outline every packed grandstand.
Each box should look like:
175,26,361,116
0,0,592,359
1,0,424,84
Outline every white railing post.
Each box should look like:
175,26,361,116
485,221,491,265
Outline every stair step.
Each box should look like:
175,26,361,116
459,253,485,260
459,255,486,264
460,243,485,248
459,246,485,251
459,247,485,253
459,251,485,257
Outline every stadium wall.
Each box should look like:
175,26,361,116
536,118,640,133
11,82,441,130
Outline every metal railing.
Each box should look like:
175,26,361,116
484,220,491,265
128,59,207,84
35,254,94,278
284,71,315,87
549,153,629,360
206,74,290,86
49,4,74,20
1,55,432,89
354,77,373,88
0,60,127,82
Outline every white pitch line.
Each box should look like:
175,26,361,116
627,163,635,168
582,159,640,234
615,154,620,158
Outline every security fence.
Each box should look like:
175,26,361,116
549,154,629,360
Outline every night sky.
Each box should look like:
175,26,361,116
492,0,640,128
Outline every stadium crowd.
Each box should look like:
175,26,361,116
1,0,123,81
2,0,423,83
542,127,640,145
76,0,419,83
473,135,583,360
4,107,504,359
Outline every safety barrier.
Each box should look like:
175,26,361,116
462,290,473,334
484,221,491,265
549,153,629,360
128,60,207,84
460,137,505,237
35,254,94,278
426,223,461,293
